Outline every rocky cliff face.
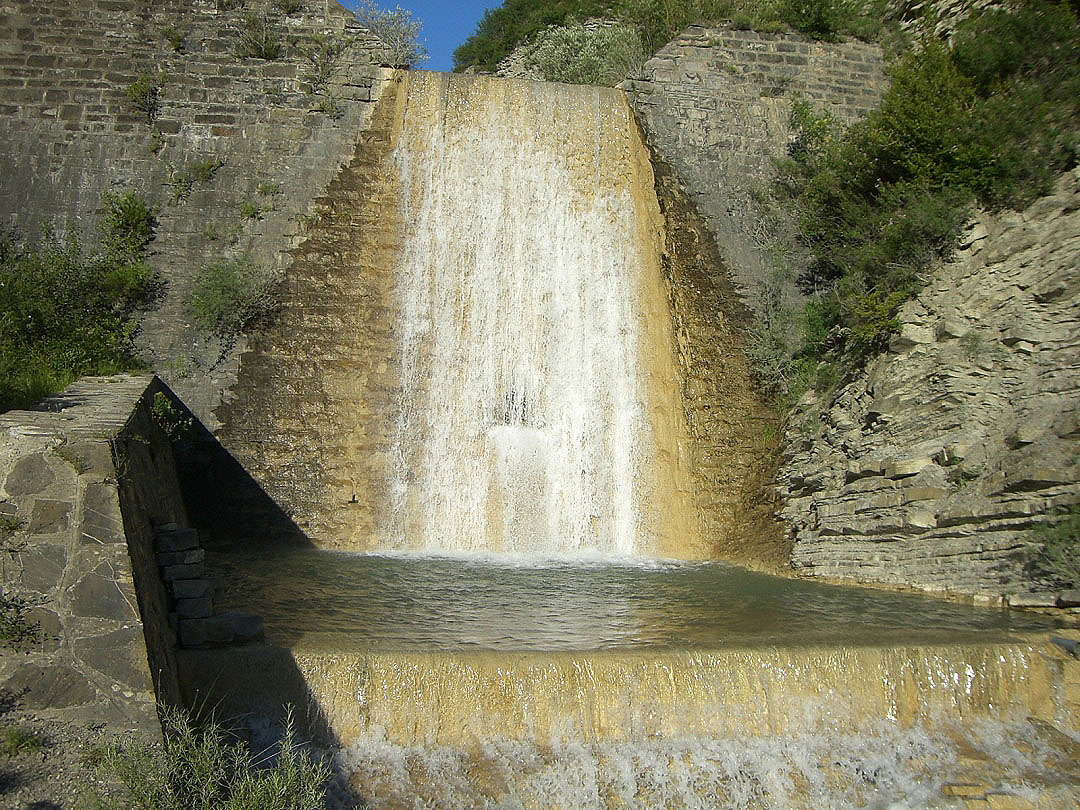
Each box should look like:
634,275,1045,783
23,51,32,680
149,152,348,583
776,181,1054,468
778,170,1080,600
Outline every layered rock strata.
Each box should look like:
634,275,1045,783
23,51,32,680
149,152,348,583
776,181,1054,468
778,170,1080,599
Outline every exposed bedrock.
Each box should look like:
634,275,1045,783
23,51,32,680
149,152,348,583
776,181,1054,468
777,170,1080,599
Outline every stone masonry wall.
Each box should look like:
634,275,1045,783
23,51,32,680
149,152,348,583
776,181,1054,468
0,0,396,427
777,170,1080,600
0,375,190,732
626,24,884,314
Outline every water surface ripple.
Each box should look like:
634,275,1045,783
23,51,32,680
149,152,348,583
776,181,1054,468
208,548,1060,651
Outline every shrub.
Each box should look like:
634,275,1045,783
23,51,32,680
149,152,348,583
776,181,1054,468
0,724,43,757
0,207,157,412
235,13,282,60
525,19,646,85
99,191,156,259
187,258,283,336
273,0,303,14
300,32,355,95
151,391,194,443
161,25,186,53
1027,508,1080,588
82,708,330,810
768,0,1080,401
126,75,162,123
353,0,428,67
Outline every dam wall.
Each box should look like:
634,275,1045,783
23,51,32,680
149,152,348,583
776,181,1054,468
625,24,885,316
217,72,701,557
0,0,395,426
0,376,189,732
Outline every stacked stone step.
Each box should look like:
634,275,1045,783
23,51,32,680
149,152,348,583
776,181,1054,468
154,522,263,648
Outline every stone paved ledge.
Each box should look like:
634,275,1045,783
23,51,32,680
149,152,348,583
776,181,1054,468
0,375,190,733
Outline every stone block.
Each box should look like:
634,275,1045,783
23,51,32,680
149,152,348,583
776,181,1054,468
16,543,67,593
4,663,97,709
884,458,934,479
1058,590,1080,608
1001,466,1071,493
175,595,214,619
156,547,205,567
162,562,206,581
79,481,124,544
156,527,199,552
73,626,153,691
902,487,949,504
4,453,55,495
68,571,138,620
28,498,72,534
170,578,213,599
178,611,263,648
1008,592,1058,608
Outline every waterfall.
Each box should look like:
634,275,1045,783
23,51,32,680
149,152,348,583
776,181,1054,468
382,73,695,558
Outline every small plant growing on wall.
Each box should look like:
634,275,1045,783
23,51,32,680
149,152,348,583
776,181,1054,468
353,0,428,67
273,0,303,15
1026,507,1080,589
165,159,224,204
161,24,187,53
99,190,156,258
235,13,283,60
126,75,162,123
300,32,355,95
151,391,194,443
187,257,284,336
314,93,345,120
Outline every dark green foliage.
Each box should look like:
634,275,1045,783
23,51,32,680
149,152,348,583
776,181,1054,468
126,75,162,122
452,0,890,74
773,0,1080,381
99,190,156,259
151,391,194,443
235,13,282,60
0,194,158,412
187,258,282,336
83,707,330,810
273,0,303,15
453,0,616,73
1027,507,1080,588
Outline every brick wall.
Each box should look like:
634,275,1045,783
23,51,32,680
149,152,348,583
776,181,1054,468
0,0,396,427
626,24,884,314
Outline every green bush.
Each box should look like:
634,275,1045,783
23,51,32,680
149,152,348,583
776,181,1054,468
353,1,428,67
452,0,890,73
300,32,355,95
525,19,646,84
126,75,162,122
82,708,330,810
768,0,1080,398
235,13,282,60
0,194,158,412
1027,508,1080,588
187,258,283,336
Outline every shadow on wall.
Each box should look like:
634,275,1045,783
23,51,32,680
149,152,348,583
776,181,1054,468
177,644,345,755
157,390,313,551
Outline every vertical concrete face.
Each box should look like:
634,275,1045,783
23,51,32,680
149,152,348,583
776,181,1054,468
215,75,409,550
0,376,188,732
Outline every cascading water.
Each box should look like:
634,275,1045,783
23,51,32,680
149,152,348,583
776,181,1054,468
193,72,1080,810
382,72,696,557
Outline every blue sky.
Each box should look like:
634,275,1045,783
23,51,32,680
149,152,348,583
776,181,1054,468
346,1,497,73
